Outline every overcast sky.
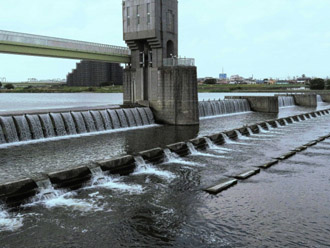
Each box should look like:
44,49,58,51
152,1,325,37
0,0,329,81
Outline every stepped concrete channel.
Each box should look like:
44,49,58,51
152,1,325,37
1,96,330,247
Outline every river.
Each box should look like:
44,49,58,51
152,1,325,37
0,93,329,247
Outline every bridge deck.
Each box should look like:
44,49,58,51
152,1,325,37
0,30,131,63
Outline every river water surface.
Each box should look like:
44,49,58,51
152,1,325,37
0,93,330,247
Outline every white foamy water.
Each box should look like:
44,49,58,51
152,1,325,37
163,149,203,166
133,156,176,180
187,142,228,158
0,206,24,232
204,138,229,154
88,168,143,194
26,181,101,212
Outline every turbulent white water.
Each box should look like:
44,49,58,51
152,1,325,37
89,167,143,194
133,156,176,180
0,206,24,232
26,180,101,212
187,142,228,158
163,149,202,166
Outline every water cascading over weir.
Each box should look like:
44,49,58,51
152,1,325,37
199,99,251,118
0,107,155,145
278,96,295,108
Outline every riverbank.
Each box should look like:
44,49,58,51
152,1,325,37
0,83,123,93
1,83,330,93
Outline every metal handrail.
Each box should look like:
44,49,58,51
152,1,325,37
163,57,195,67
0,30,131,56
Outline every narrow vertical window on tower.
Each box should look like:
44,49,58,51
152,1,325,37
147,3,151,24
127,7,130,26
137,5,140,25
167,10,174,32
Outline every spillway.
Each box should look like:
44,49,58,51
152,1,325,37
0,107,155,145
199,99,251,118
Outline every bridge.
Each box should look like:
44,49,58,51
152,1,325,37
0,30,131,63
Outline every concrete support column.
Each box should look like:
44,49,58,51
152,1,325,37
150,66,199,125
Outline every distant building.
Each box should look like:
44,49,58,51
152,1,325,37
296,77,311,84
67,61,123,86
219,73,227,80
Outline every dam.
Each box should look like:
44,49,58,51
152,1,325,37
1,0,330,247
1,94,330,247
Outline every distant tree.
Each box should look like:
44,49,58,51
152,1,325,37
0,82,2,88
4,83,14,90
309,78,325,90
99,82,112,87
325,79,330,90
204,78,217,84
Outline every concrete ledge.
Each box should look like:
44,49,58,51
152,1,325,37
258,160,279,169
267,121,277,128
204,178,238,194
97,155,135,175
292,146,308,152
48,166,91,190
224,130,237,139
285,117,294,124
207,133,225,145
226,96,279,113
166,142,190,156
276,151,296,160
189,137,207,150
317,137,326,142
139,148,164,164
293,94,317,107
0,179,38,207
304,141,318,147
233,168,260,180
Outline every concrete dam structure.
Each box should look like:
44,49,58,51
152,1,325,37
199,99,251,118
0,108,155,145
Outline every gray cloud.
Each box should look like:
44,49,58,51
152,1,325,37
0,0,329,81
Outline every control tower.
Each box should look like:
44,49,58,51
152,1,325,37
123,0,199,125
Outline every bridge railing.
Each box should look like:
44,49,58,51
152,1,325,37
163,57,195,67
0,30,131,56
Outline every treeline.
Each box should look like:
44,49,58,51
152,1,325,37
310,78,330,90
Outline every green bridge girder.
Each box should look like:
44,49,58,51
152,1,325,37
0,40,131,63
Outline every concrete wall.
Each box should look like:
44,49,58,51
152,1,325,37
150,66,199,125
226,96,279,113
293,94,317,107
319,94,330,102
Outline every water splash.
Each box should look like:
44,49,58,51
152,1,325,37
163,149,201,166
187,142,228,158
0,206,24,232
257,125,268,133
133,156,175,180
234,130,250,140
88,167,143,194
204,137,230,153
27,179,100,212
275,121,282,128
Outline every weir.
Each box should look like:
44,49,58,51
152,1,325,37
0,109,329,207
199,99,251,118
0,107,155,145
